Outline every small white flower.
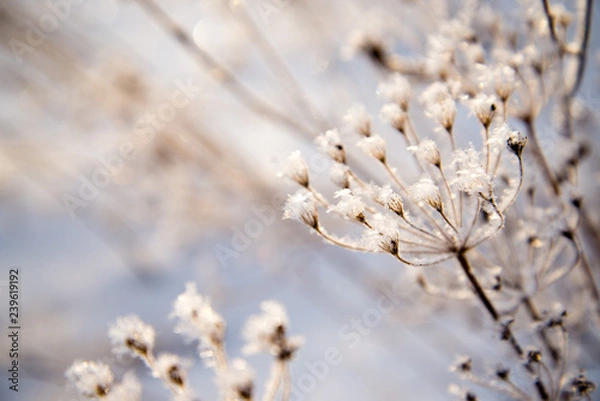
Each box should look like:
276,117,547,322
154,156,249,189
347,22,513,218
65,360,114,398
343,104,372,137
315,129,346,164
154,353,191,390
277,150,310,187
378,73,411,110
328,189,367,223
452,148,491,195
171,282,226,347
408,139,441,167
283,190,319,229
242,300,304,359
357,135,386,162
217,358,254,401
108,315,155,359
379,103,408,133
409,176,443,211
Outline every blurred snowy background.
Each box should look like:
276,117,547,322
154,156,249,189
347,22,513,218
0,0,599,400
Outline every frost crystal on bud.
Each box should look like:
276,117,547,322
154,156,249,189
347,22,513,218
468,93,497,128
409,176,443,211
277,150,310,187
379,103,408,133
357,135,386,162
66,360,114,398
242,300,304,360
408,139,441,167
218,358,254,401
154,353,190,390
315,129,346,164
283,190,319,229
378,73,411,110
108,315,155,359
330,163,351,189
171,282,226,347
328,189,367,223
375,184,404,217
452,148,491,195
343,104,372,137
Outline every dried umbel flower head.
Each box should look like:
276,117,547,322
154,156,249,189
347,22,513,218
108,315,155,359
357,135,386,162
65,360,114,398
171,282,226,347
408,139,441,167
366,213,401,255
316,129,346,164
409,176,443,211
283,190,319,229
343,104,372,137
277,150,310,187
154,353,191,391
242,300,304,360
218,358,255,401
378,73,411,111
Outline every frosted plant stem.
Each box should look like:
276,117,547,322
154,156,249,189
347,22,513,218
281,364,292,401
522,297,561,363
438,165,460,227
262,360,285,401
316,227,375,253
456,252,499,321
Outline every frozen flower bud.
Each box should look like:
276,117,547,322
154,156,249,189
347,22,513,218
451,148,491,195
379,103,408,133
378,73,411,110
154,354,191,390
506,131,527,157
420,82,456,132
493,66,516,102
109,315,155,359
365,213,400,255
450,356,472,373
357,135,386,162
328,189,368,224
283,190,319,229
408,139,441,167
409,176,443,211
343,104,372,137
171,282,226,347
66,360,114,398
277,151,310,187
242,300,304,360
315,129,346,164
569,374,596,398
468,93,497,128
218,359,254,401
330,163,351,189
375,184,404,217
345,29,388,66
